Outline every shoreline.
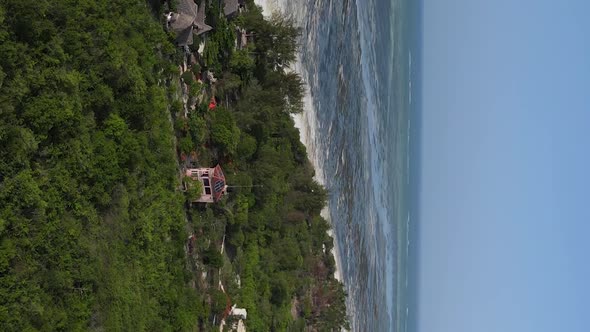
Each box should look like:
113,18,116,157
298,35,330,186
293,108,345,284
252,2,349,330
253,0,345,285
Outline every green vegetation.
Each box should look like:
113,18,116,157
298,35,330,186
182,2,350,331
0,0,348,331
184,176,204,202
0,0,197,330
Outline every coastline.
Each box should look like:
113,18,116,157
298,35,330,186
293,103,345,284
0,1,350,330
253,0,346,285
246,0,414,330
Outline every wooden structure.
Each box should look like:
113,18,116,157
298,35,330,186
185,164,227,203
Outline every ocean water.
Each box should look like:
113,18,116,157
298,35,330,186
255,0,421,331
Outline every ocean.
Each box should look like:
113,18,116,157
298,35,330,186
255,0,422,331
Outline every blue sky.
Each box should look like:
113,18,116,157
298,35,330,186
418,0,590,331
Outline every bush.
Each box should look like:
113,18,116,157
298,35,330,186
184,176,203,201
171,100,184,115
191,63,201,75
210,107,240,156
203,248,224,268
236,133,257,160
189,81,203,98
181,71,194,84
178,136,194,154
210,289,228,316
188,113,207,146
175,117,188,133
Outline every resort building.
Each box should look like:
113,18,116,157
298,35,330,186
166,0,212,46
185,164,227,203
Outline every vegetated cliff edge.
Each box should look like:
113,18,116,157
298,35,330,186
0,0,348,330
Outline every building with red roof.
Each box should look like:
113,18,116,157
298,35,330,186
185,164,227,203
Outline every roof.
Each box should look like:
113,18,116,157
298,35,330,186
196,1,207,25
224,0,240,17
195,24,213,36
195,2,213,34
177,0,198,16
168,0,212,46
169,0,197,32
185,165,227,203
174,25,194,46
168,12,195,33
211,164,226,202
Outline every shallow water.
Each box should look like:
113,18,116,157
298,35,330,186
256,0,420,330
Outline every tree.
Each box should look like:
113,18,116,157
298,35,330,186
230,49,255,81
247,12,300,72
103,113,128,141
236,132,257,160
210,289,228,316
218,72,243,98
316,282,350,331
280,72,305,113
270,277,289,306
210,107,240,156
203,248,223,269
0,0,199,329
188,112,207,146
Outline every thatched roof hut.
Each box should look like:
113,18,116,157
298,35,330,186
167,0,212,46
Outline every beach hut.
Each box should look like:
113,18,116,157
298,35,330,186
185,164,227,203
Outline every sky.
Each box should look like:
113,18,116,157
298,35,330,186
418,1,590,332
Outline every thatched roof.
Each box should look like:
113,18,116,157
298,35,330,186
168,0,212,46
174,26,195,46
196,1,207,25
177,0,198,16
195,2,212,34
168,0,197,33
223,0,240,17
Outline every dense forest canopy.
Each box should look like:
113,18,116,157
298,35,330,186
0,0,348,330
0,1,194,330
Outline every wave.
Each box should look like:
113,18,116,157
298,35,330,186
354,0,399,328
254,0,412,330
